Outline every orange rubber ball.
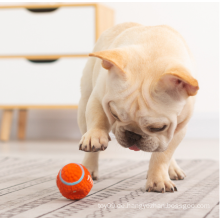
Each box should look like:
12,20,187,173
56,163,93,200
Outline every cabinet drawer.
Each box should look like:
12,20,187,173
0,6,95,55
0,58,87,105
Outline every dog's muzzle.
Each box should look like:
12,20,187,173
125,130,142,145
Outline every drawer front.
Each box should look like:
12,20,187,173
0,58,88,105
0,6,95,55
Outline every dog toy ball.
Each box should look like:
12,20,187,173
56,163,93,200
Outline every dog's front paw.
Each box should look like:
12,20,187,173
79,129,110,152
146,171,177,193
169,159,186,180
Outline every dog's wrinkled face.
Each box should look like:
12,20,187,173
90,46,199,152
108,99,174,152
102,72,179,152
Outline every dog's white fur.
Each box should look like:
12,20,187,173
77,23,199,192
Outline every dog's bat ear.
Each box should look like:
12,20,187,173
89,49,127,73
153,64,199,98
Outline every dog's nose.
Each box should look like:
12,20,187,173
125,130,142,141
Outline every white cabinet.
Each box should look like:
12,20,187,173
0,3,114,141
0,6,95,55
0,58,88,105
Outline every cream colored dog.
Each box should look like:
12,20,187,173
77,22,199,193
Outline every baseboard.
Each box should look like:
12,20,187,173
185,112,219,139
0,110,218,140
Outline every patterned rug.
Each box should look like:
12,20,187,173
0,157,219,218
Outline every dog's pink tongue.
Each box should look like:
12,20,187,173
129,145,140,151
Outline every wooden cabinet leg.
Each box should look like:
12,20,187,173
18,109,27,140
0,109,13,142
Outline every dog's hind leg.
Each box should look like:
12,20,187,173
168,158,186,180
81,152,100,180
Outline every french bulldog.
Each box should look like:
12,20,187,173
77,22,199,193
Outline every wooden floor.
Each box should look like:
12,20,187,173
0,138,218,161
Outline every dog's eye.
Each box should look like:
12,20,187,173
148,125,167,132
112,114,120,121
109,107,120,121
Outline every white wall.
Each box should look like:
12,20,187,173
0,2,218,140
